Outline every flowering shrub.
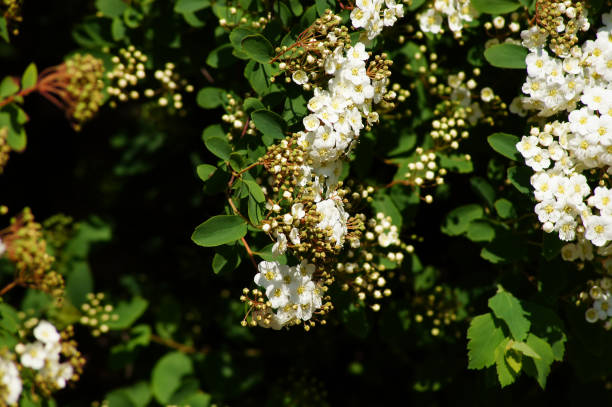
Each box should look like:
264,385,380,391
3,0,612,405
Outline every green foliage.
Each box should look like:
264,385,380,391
488,133,520,161
471,0,521,14
192,215,248,247
484,43,528,69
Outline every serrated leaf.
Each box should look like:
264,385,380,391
21,63,38,90
523,333,555,389
241,34,274,64
152,352,194,404
472,0,521,13
205,137,232,161
467,313,506,369
511,341,541,359
484,43,528,69
505,349,523,374
495,338,518,387
488,132,521,161
192,215,247,247
197,87,225,109
488,289,530,341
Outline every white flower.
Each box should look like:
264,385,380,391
516,135,540,158
292,70,309,85
254,261,282,289
33,321,60,345
289,227,300,245
0,356,21,405
272,233,288,255
0,238,5,258
585,215,612,246
20,342,47,370
303,114,320,132
419,9,443,34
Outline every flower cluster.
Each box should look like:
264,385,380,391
0,320,84,405
0,355,20,406
16,321,76,391
349,0,404,40
247,261,325,329
237,3,404,330
418,0,478,38
533,0,588,57
517,14,612,249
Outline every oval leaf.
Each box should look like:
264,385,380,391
472,0,521,14
488,132,521,161
251,109,286,140
192,215,247,247
241,34,274,64
484,43,527,69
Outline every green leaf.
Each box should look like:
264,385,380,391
0,77,19,100
315,0,335,15
244,180,265,202
466,220,496,242
0,104,27,151
107,381,152,407
472,0,521,14
175,0,211,13
244,61,276,96
488,132,521,161
0,303,19,333
371,193,402,229
467,313,506,369
441,204,483,236
241,34,274,64
470,177,496,207
152,352,194,404
251,109,286,141
494,198,516,219
65,261,94,308
511,341,541,359
523,333,555,388
111,17,126,40
197,87,225,109
0,17,8,42
206,44,235,69
484,43,528,69
95,0,128,18
248,195,264,226
495,339,519,387
212,245,242,274
205,137,232,161
243,97,265,115
488,289,530,341
202,124,225,142
507,166,531,194
196,164,217,181
106,297,148,330
21,63,38,90
192,215,247,247
438,153,474,173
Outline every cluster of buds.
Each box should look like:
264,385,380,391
337,212,410,311
35,54,105,131
533,0,589,56
580,277,612,327
220,93,256,140
154,62,194,111
107,46,148,107
1,0,23,37
483,12,522,35
218,5,270,30
0,127,10,173
273,10,351,89
402,147,449,197
0,207,64,301
79,293,119,337
412,285,462,338
261,136,308,195
16,319,85,394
